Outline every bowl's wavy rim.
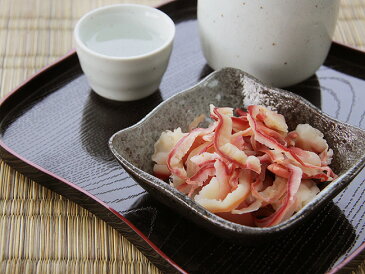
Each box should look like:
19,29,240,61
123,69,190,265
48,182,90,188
109,67,365,235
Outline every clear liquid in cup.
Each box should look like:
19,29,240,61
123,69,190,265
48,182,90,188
84,22,164,58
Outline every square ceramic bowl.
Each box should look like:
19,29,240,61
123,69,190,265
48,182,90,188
109,68,365,243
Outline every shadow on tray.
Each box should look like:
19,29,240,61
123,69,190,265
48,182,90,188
80,90,163,161
81,63,351,273
125,194,355,274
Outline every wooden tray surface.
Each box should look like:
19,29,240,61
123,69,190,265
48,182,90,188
1,1,365,272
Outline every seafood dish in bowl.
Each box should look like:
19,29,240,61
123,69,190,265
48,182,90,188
109,67,365,242
152,104,337,227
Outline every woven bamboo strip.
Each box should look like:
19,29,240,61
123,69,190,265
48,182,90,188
0,0,364,273
334,0,365,50
353,260,365,274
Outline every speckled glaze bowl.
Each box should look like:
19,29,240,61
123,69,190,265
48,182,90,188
109,68,365,243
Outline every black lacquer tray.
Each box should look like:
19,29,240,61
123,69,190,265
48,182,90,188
1,0,364,273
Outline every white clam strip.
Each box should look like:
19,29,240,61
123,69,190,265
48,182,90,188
195,170,251,213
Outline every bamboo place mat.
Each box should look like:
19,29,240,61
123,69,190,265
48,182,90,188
0,0,364,273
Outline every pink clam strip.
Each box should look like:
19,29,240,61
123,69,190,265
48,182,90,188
186,161,216,197
235,108,248,117
288,124,335,169
251,164,274,204
248,114,279,151
248,107,308,166
232,116,250,133
243,150,258,157
194,169,251,213
248,107,334,182
286,148,336,182
186,142,213,177
249,105,288,133
176,160,215,197
214,108,250,167
176,183,193,195
228,169,240,189
258,154,272,164
202,132,214,142
291,123,328,154
247,106,289,153
210,104,233,120
201,142,214,153
289,147,322,167
252,175,287,205
267,161,335,183
285,131,298,147
255,164,303,227
188,164,215,185
288,147,336,180
246,155,261,174
232,200,262,214
152,104,337,227
213,108,233,146
231,134,245,150
259,123,287,146
190,152,220,167
167,124,216,179
267,163,291,178
260,149,285,163
214,159,232,200
231,128,253,140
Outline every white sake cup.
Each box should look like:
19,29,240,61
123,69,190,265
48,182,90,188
74,4,175,101
198,0,340,87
